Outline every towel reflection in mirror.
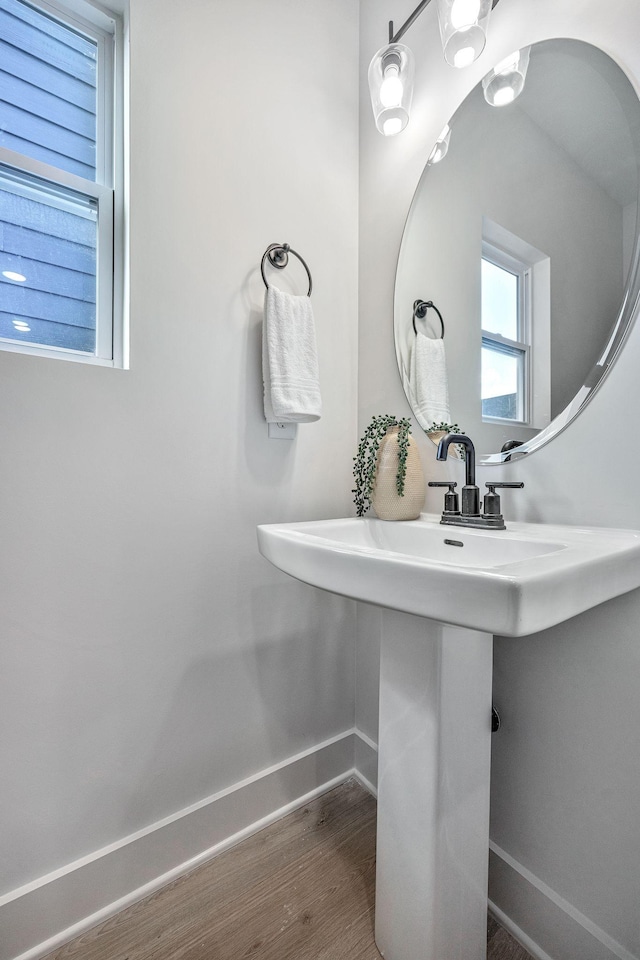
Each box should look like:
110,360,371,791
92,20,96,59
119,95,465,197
407,299,451,431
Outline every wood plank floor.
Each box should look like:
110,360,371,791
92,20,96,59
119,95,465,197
45,780,534,960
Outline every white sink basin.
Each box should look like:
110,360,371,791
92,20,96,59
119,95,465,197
257,513,640,636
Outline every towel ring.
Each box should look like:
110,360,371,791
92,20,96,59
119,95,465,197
412,299,445,338
261,243,313,297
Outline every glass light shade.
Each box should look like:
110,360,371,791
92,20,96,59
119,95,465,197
427,123,452,164
482,46,531,106
368,43,415,136
436,0,493,68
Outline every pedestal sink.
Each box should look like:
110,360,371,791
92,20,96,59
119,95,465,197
257,514,640,960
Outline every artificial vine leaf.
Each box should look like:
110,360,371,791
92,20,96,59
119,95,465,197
352,414,412,517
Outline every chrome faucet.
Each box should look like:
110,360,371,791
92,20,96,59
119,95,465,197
429,433,523,530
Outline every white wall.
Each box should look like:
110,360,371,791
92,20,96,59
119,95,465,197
0,0,359,954
359,1,640,957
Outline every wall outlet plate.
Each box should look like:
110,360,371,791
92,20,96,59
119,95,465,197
268,422,298,439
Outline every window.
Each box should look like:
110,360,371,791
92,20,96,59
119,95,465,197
0,0,124,365
480,219,551,432
481,244,530,422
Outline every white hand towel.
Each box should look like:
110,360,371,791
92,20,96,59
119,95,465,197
409,332,451,430
262,285,322,423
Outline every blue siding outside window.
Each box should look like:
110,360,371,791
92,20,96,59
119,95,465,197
0,0,101,356
0,176,96,351
0,0,97,178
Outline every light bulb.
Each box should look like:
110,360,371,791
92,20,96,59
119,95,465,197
437,0,492,68
482,46,531,107
493,86,515,106
368,43,414,137
383,117,403,137
453,44,477,68
380,65,403,108
450,0,481,29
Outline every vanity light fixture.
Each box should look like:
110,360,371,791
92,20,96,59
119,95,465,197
368,43,415,136
482,45,531,106
368,0,500,136
437,0,493,68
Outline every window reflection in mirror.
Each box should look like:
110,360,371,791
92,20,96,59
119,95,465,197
481,248,528,422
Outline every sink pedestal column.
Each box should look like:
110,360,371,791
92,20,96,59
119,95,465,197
375,610,493,960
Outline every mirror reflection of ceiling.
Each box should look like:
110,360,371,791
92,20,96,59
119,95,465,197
395,39,640,462
518,43,638,207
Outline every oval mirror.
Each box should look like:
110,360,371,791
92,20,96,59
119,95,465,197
395,39,640,463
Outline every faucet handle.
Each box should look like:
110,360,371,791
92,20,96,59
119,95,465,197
484,482,524,519
428,481,459,515
486,483,525,491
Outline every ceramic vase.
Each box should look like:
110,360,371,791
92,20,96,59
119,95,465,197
372,426,425,521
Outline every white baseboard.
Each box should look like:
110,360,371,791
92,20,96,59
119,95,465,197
489,842,639,960
488,899,555,960
353,727,378,796
2,730,359,960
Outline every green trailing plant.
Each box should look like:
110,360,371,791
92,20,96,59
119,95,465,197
352,414,412,517
427,420,463,434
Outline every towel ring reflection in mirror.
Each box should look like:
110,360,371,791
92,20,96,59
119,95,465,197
261,243,313,297
413,299,445,338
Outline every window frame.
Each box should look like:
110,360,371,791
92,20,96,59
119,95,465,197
0,0,125,367
481,240,532,425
